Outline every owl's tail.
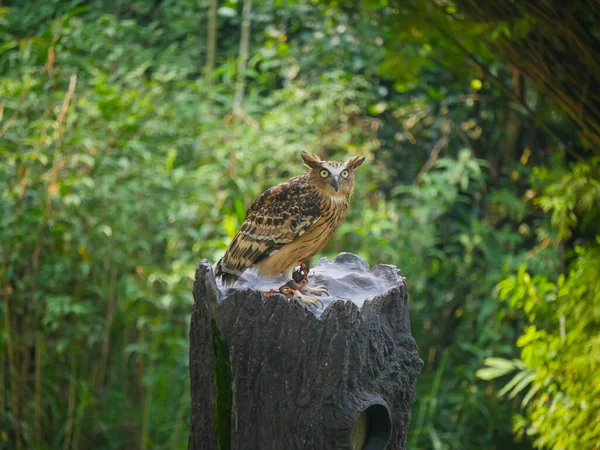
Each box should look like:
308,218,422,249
213,258,240,287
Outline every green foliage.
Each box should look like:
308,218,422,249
0,2,384,448
483,245,600,448
534,158,600,241
482,161,600,449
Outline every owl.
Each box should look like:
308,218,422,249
214,151,365,306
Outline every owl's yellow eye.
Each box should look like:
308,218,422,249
319,169,330,178
340,169,350,179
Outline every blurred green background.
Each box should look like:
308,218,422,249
1,0,599,449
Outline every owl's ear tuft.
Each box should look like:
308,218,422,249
346,155,366,170
301,151,322,169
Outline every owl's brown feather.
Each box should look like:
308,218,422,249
214,152,364,287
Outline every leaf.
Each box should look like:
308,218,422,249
476,358,523,380
521,383,540,407
428,425,443,450
483,357,523,370
507,372,535,399
476,367,514,380
498,370,529,396
217,6,237,17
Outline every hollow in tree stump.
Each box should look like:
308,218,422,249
189,253,423,450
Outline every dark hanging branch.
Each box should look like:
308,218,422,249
204,0,218,79
453,0,600,148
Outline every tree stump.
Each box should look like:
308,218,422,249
189,253,423,450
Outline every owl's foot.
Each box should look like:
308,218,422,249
297,293,324,308
264,280,323,309
263,285,302,298
298,278,329,296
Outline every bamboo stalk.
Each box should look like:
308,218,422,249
90,261,109,390
0,348,4,423
232,0,253,114
0,107,19,138
72,401,82,450
18,331,31,441
96,269,118,388
3,283,22,449
138,326,148,450
62,349,77,450
204,0,218,78
171,379,191,448
34,330,42,446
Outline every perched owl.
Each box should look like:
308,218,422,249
214,151,365,305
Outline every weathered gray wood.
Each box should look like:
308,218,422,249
189,253,423,450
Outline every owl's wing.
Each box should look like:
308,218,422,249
218,177,321,279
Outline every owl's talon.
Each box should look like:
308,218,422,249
298,278,328,296
304,285,329,296
288,288,302,298
316,285,329,296
264,283,323,308
297,294,324,309
264,267,327,308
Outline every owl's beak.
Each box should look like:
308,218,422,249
329,176,340,192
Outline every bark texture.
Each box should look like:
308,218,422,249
189,253,423,450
